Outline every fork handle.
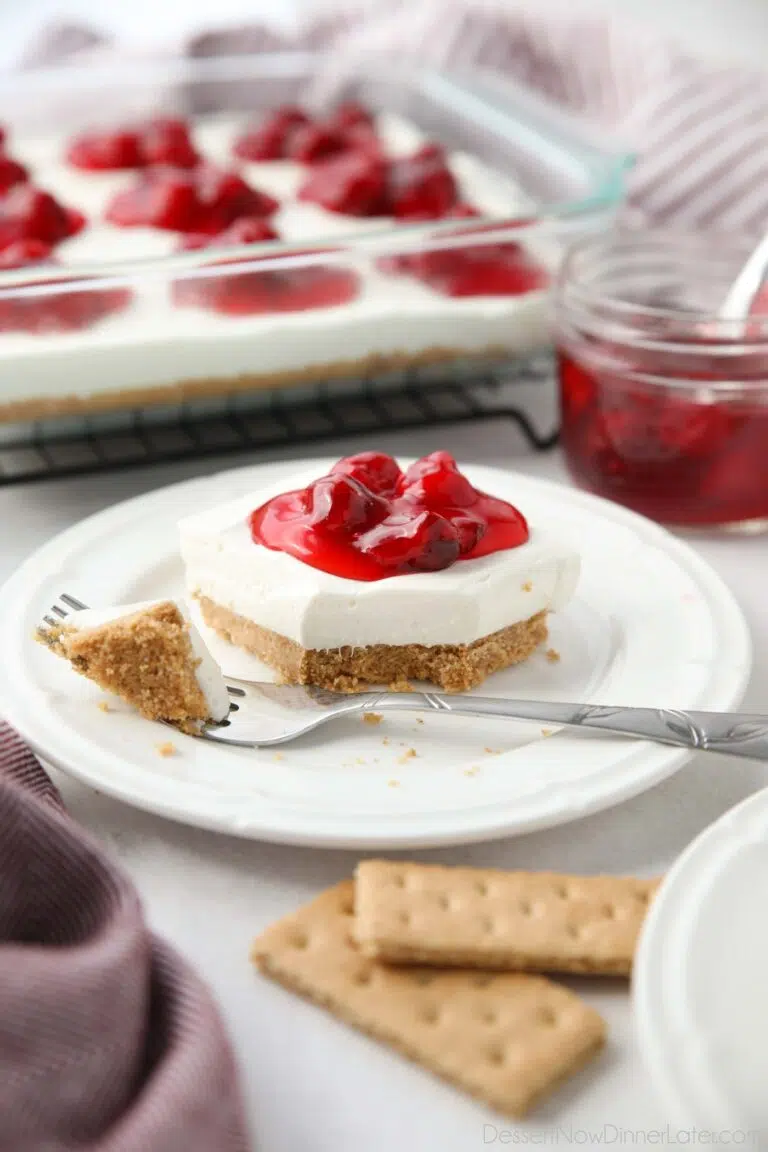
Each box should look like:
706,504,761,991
367,695,768,763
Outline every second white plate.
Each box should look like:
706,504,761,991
0,459,751,847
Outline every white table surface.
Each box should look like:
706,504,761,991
1,411,766,1150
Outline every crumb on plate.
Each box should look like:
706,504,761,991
546,647,561,663
363,713,383,726
97,700,112,713
397,747,418,764
388,779,400,788
521,581,533,592
155,741,177,758
463,766,480,777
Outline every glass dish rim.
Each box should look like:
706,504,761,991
0,50,632,295
557,227,768,326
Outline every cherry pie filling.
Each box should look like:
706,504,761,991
67,117,200,170
172,218,359,315
559,336,768,526
248,451,529,581
0,241,131,333
105,164,278,234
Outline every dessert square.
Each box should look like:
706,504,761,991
0,99,551,424
180,452,579,692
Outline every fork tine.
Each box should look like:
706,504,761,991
51,604,68,619
42,615,59,627
60,593,87,611
226,685,247,697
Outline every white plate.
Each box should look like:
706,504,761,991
0,459,751,848
634,786,768,1136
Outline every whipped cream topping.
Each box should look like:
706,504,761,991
178,467,580,649
0,114,553,406
65,599,230,721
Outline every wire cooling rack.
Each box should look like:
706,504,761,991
0,356,557,485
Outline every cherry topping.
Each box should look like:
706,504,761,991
450,513,487,555
179,216,278,251
248,452,529,580
172,226,359,316
140,117,199,168
298,150,388,216
0,239,52,268
0,245,131,332
0,186,85,250
288,122,346,164
308,474,388,533
105,165,277,233
194,164,278,233
0,153,28,194
67,128,143,170
357,510,460,573
232,106,309,161
106,169,199,231
330,451,402,495
401,451,478,508
66,117,199,170
389,143,458,221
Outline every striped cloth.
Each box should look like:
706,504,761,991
0,720,249,1152
24,1,768,232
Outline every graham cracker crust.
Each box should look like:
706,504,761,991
197,595,548,693
0,343,510,424
37,601,211,732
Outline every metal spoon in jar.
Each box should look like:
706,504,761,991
719,232,768,320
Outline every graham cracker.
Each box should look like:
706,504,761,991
354,861,660,977
250,881,605,1118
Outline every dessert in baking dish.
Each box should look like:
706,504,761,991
0,102,551,423
179,452,579,692
37,599,230,731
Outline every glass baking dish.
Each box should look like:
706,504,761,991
0,52,631,442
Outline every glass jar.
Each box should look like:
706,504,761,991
554,230,768,531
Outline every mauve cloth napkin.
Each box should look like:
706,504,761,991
2,3,767,1148
0,725,249,1151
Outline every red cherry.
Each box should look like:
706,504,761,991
450,513,487,555
194,165,278,232
67,128,143,170
358,510,460,574
330,451,402,495
401,451,477,508
232,106,308,161
401,450,460,484
308,474,388,534
140,117,198,168
179,216,278,251
0,154,28,193
298,150,388,217
405,467,478,509
105,169,198,230
0,186,83,248
388,144,457,220
449,202,480,218
0,239,52,268
289,122,345,164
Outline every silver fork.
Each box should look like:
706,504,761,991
42,595,768,760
